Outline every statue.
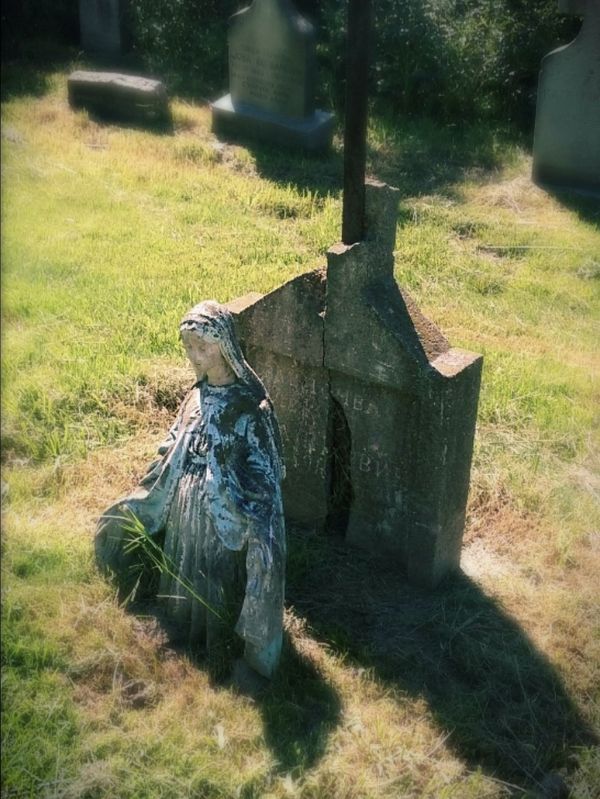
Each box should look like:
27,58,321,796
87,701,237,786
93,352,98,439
95,301,286,681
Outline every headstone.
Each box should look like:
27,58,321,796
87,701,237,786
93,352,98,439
79,0,128,57
228,181,483,588
211,0,334,151
532,0,600,194
68,71,170,125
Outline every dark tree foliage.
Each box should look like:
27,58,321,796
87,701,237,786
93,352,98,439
1,0,80,57
130,0,580,127
1,0,582,128
129,0,240,98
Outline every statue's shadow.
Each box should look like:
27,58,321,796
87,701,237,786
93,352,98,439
285,527,598,792
120,521,595,787
128,590,341,776
258,631,342,774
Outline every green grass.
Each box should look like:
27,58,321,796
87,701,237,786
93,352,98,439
2,61,599,799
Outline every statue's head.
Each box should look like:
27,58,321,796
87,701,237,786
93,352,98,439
180,301,237,384
180,299,286,480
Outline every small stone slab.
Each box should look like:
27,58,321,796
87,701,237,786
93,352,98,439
68,71,170,124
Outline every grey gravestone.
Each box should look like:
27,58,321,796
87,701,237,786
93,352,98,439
212,0,334,151
79,0,127,57
68,71,170,124
533,0,600,194
228,181,483,588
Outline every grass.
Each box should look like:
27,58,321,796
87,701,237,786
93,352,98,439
2,56,599,799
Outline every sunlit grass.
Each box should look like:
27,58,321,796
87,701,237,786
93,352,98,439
2,65,599,799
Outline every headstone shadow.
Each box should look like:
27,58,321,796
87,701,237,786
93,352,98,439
77,110,175,136
230,135,345,196
540,186,600,230
243,119,525,202
257,630,342,774
125,595,341,776
286,527,598,792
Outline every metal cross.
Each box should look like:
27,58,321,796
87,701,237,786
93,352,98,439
341,0,372,245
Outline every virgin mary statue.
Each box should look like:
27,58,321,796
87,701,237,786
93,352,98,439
95,301,286,680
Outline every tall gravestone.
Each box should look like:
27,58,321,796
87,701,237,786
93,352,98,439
79,0,128,57
211,0,334,151
228,181,483,588
533,0,600,194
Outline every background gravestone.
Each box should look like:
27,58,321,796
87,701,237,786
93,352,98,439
532,0,600,194
79,0,128,57
212,0,334,151
228,181,483,588
68,71,170,125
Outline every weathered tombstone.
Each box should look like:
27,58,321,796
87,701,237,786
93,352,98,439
68,71,170,125
532,0,600,194
211,0,334,151
79,0,128,57
228,180,483,588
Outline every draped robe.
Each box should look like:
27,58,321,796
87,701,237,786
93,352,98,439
96,379,286,677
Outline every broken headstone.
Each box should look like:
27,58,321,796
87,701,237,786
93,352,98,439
228,181,483,588
68,71,170,125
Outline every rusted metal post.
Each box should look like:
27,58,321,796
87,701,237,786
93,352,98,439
341,0,372,245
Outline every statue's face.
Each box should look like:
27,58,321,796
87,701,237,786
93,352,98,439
181,328,224,380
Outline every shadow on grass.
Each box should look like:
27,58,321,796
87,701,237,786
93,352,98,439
2,45,173,136
127,590,341,776
1,59,59,102
216,117,526,203
258,631,342,774
81,110,175,136
286,528,598,794
540,185,600,230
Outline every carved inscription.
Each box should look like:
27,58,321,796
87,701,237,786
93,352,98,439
230,45,305,116
261,360,329,484
227,0,315,119
358,449,403,482
334,386,379,417
278,373,328,478
331,377,415,513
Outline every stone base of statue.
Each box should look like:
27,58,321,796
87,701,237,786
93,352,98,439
211,94,334,153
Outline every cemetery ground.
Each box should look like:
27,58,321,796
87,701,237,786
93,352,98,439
2,64,600,799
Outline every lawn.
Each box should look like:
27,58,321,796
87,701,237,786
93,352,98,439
1,59,599,799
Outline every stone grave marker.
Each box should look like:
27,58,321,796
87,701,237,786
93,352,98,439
211,0,334,151
67,70,171,123
68,71,170,125
227,180,483,588
533,0,600,194
79,0,128,57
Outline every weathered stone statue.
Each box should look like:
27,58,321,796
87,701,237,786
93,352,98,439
96,301,286,680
